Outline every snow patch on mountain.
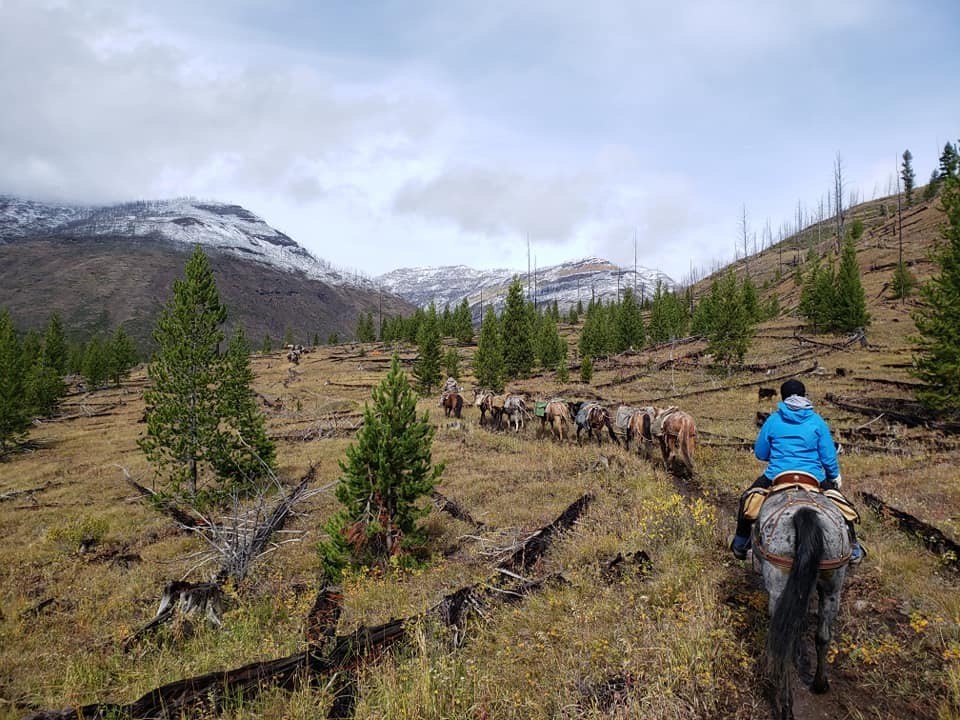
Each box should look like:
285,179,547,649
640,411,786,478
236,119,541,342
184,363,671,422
378,257,676,319
0,195,370,287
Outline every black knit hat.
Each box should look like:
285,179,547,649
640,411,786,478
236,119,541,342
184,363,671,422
780,379,806,400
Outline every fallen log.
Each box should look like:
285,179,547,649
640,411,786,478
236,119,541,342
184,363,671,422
122,471,206,530
627,362,820,405
499,493,594,572
432,490,485,529
28,494,597,720
824,394,960,433
860,492,960,571
0,484,50,503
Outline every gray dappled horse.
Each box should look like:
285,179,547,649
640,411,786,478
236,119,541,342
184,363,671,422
500,394,527,432
753,484,850,720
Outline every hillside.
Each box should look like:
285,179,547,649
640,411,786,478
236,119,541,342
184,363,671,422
0,196,414,347
1,191,959,720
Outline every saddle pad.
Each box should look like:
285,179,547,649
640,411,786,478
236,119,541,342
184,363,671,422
615,406,636,430
823,488,861,523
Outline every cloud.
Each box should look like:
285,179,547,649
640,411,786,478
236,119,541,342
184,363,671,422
0,0,445,205
393,166,598,242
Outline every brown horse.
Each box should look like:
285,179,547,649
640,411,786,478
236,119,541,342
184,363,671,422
652,407,697,478
540,400,571,442
442,391,463,418
472,390,496,427
624,406,657,460
570,401,620,447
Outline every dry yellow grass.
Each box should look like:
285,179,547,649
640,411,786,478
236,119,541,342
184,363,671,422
2,195,960,719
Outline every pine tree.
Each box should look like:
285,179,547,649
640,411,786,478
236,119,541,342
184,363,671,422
615,287,644,352
356,312,376,343
902,149,916,207
891,262,916,299
211,326,276,488
580,355,593,384
413,304,442,395
440,303,453,338
799,256,837,333
939,142,958,180
443,347,460,380
923,169,940,201
139,246,275,504
501,279,534,379
453,298,474,344
261,334,273,353
108,326,138,386
43,313,67,376
704,271,755,369
319,354,444,576
834,234,870,332
473,308,504,392
0,309,30,450
555,355,569,384
536,313,566,369
913,176,960,411
82,336,110,389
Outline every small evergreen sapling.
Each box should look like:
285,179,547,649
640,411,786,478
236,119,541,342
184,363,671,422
319,354,444,577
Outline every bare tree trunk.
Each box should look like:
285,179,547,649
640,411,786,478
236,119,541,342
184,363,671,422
834,152,845,253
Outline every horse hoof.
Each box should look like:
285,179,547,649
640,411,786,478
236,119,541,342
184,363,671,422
811,678,829,694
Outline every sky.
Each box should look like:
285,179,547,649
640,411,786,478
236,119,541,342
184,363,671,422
2,0,958,283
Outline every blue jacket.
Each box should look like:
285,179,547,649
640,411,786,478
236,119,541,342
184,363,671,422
755,398,840,482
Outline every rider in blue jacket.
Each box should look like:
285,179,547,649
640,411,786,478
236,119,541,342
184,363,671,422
731,379,865,564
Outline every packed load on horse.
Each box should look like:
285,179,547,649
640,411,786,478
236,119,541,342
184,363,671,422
539,399,572,441
569,401,619,446
499,394,528,432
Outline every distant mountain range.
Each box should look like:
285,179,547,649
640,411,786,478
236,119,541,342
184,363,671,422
0,195,411,347
0,193,676,345
377,258,675,319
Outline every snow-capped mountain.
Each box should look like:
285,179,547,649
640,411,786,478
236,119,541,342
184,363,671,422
0,195,369,287
378,257,676,318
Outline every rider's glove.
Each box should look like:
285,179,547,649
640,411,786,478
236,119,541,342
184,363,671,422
831,475,842,489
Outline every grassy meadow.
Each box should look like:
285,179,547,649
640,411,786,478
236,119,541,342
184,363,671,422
2,194,960,719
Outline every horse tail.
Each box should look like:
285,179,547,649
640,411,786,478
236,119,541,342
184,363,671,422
767,508,824,687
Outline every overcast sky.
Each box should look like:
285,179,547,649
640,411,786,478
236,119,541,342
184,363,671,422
2,0,958,282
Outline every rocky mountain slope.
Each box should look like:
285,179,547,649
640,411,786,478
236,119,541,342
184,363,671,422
378,257,675,317
0,195,412,347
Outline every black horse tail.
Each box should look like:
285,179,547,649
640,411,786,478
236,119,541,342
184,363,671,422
767,507,824,683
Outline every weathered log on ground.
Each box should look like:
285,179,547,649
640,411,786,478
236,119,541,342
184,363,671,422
305,586,344,646
432,490,485,529
0,484,51,503
825,394,960,433
629,363,820,406
122,473,206,530
28,495,599,720
25,620,408,720
854,377,926,391
122,581,226,651
860,492,960,572
499,493,594,572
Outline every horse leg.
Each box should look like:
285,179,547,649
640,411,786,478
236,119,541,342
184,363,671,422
606,420,619,446
812,575,842,694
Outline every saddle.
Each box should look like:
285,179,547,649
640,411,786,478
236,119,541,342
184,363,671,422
650,406,679,437
741,471,860,524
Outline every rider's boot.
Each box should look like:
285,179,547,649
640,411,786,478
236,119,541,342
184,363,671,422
847,520,867,565
730,534,751,561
